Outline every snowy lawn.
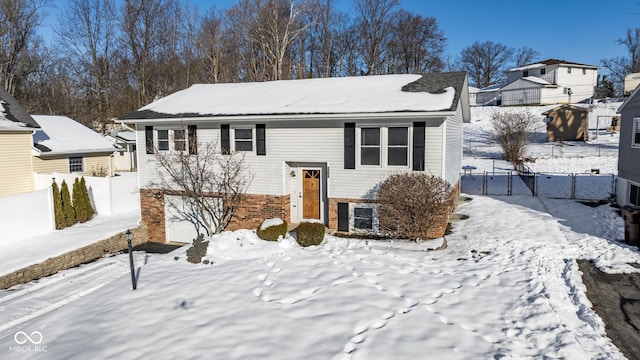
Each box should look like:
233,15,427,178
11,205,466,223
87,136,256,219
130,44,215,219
2,195,639,359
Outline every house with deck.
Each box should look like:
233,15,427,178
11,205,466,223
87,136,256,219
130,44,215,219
0,87,39,197
500,59,598,106
120,72,470,243
616,89,640,208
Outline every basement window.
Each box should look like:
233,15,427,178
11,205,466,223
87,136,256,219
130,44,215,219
351,204,377,232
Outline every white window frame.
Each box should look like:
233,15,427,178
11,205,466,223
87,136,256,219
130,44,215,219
633,118,640,148
356,124,412,169
156,128,190,152
232,127,254,152
349,203,378,233
69,156,84,173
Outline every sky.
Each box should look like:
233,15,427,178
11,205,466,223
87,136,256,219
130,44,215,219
39,0,639,70
184,0,640,68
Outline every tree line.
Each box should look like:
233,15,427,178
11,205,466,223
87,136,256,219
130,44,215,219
1,0,449,128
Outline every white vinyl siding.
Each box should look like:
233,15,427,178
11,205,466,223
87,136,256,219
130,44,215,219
0,131,35,197
137,115,451,200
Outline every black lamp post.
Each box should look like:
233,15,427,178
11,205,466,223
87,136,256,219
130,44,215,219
126,229,137,290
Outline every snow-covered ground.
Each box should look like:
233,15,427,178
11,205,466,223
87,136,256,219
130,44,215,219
1,104,638,359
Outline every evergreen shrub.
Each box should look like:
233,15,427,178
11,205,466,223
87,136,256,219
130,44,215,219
295,222,325,247
256,218,288,241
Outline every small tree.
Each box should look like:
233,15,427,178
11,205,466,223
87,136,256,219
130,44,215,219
72,178,86,222
60,180,77,227
377,173,452,241
80,177,95,220
151,138,251,237
490,109,539,165
52,179,65,229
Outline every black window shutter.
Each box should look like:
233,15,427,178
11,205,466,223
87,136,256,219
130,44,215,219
188,125,197,155
337,202,349,232
344,123,355,169
413,122,425,171
145,126,154,154
221,124,230,154
256,124,266,155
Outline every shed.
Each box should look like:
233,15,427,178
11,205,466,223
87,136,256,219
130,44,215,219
543,105,590,142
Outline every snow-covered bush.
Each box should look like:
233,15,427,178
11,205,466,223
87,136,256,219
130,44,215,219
256,218,288,241
295,222,325,247
377,173,453,240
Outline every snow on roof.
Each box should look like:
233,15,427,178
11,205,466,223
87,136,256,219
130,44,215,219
0,101,25,130
478,83,504,92
32,115,116,155
133,74,457,118
116,130,136,142
521,76,553,85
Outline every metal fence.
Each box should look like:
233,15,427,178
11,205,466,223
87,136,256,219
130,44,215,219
460,169,616,201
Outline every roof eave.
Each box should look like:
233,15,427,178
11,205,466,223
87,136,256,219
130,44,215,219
32,148,117,157
117,110,459,124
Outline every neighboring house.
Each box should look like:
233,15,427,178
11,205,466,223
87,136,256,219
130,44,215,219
543,105,590,142
501,59,598,106
468,86,479,106
0,87,39,197
31,115,118,176
616,89,640,208
119,72,470,243
105,130,137,172
475,83,504,106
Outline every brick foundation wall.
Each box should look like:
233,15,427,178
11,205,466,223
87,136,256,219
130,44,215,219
140,189,290,242
228,194,290,231
140,189,166,243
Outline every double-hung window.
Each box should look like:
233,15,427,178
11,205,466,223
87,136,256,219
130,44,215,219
633,118,640,148
157,130,169,151
234,128,253,151
174,129,186,151
358,126,409,167
387,127,408,166
360,128,381,165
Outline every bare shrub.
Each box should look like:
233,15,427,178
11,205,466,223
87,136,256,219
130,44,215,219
490,109,538,165
377,173,452,240
89,163,109,177
151,138,251,237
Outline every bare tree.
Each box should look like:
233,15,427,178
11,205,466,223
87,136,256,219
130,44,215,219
490,109,538,165
151,135,251,236
56,0,117,124
0,0,48,96
353,0,399,75
514,46,539,67
460,41,514,88
386,9,445,74
601,28,640,94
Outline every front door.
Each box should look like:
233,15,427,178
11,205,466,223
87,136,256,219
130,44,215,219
302,169,320,219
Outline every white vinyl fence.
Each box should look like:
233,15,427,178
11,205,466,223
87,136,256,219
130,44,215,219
34,172,140,216
0,188,55,242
